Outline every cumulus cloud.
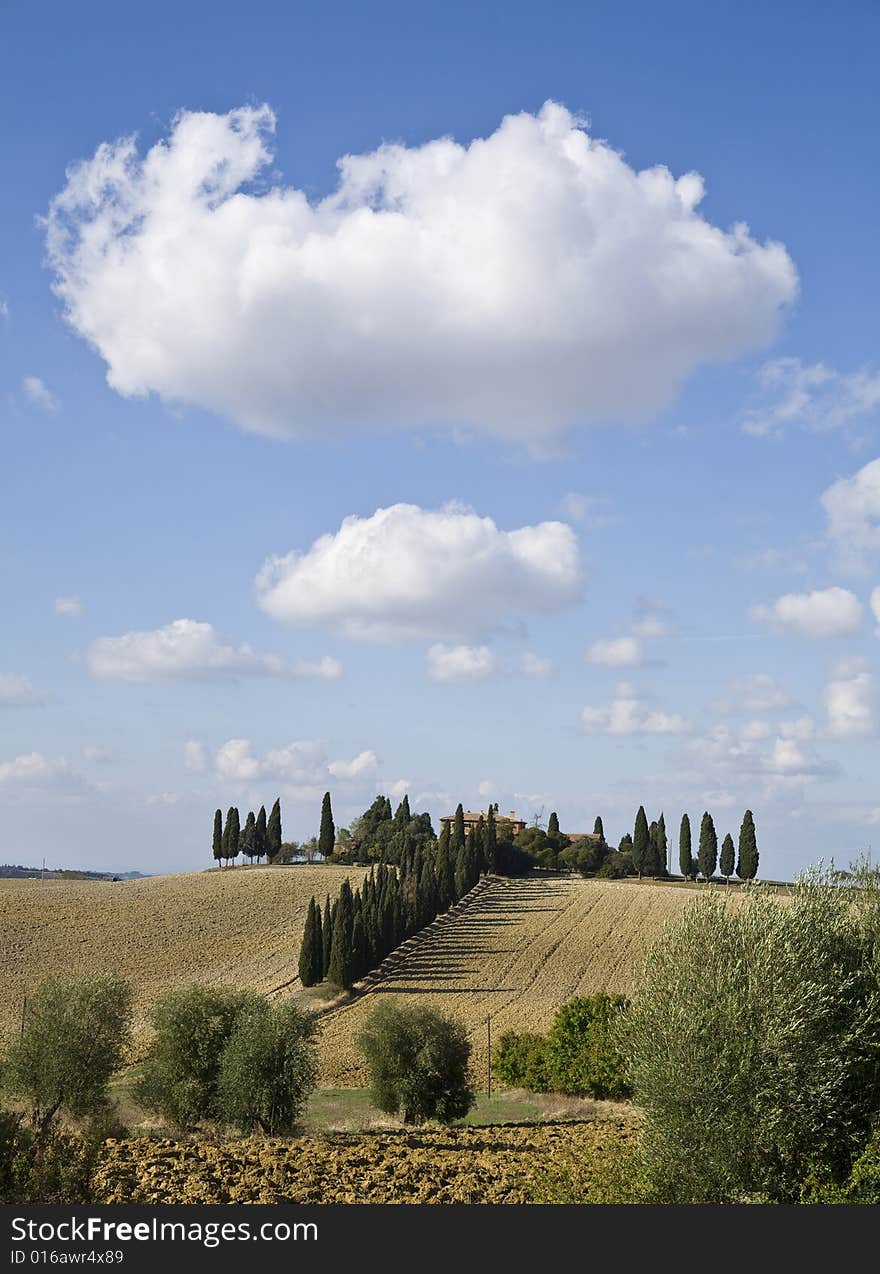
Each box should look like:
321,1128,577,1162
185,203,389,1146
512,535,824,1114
327,750,379,780
689,721,834,793
824,657,876,738
822,459,880,569
47,101,796,444
585,636,643,667
750,587,862,638
0,752,76,787
87,618,341,682
214,738,377,798
581,682,690,735
54,596,83,616
22,376,59,412
184,740,207,772
743,357,880,438
257,503,583,642
426,644,497,683
0,674,47,707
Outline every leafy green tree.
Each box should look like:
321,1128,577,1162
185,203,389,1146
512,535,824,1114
678,814,692,880
492,1032,551,1091
266,798,282,862
134,986,260,1128
720,833,735,883
318,792,335,860
212,809,223,868
2,976,131,1131
298,898,323,987
737,810,759,881
697,811,717,881
328,880,354,989
241,811,256,863
632,807,650,878
216,1000,317,1134
357,999,474,1125
593,816,605,841
254,805,267,863
545,994,631,1099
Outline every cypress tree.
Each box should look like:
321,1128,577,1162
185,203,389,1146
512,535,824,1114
322,895,333,977
656,812,667,876
384,796,393,821
298,897,320,986
328,880,354,989
318,792,335,860
454,843,468,900
485,805,497,873
593,816,605,842
679,813,692,880
223,807,240,866
254,805,267,863
698,811,718,882
212,809,223,868
737,810,759,882
351,894,367,982
632,806,650,878
266,798,282,862
435,838,453,911
720,832,735,883
453,803,465,853
548,811,560,840
648,821,661,876
393,795,411,828
241,810,256,863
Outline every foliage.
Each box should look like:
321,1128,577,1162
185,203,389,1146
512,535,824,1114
801,1130,880,1203
134,985,261,1128
298,897,324,987
632,806,649,875
559,836,607,874
596,850,633,879
216,1000,317,1134
697,810,717,880
0,1110,116,1204
212,809,223,866
318,791,335,860
545,994,631,1099
266,798,283,862
527,1122,645,1203
619,870,880,1202
720,832,735,880
2,975,132,1130
491,1031,551,1091
678,813,691,879
737,809,759,880
357,999,475,1125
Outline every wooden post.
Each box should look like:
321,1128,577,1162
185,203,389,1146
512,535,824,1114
486,1014,492,1101
20,994,27,1038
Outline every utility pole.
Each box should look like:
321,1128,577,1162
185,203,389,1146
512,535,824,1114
486,1014,492,1101
20,994,27,1038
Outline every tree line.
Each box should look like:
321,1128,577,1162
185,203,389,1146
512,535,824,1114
212,799,282,867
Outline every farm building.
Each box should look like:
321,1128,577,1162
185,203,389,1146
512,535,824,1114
439,808,527,838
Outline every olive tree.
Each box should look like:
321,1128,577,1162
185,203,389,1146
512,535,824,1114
217,1000,317,1134
357,999,474,1125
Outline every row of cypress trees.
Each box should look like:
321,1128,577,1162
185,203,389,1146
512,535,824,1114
298,809,488,990
677,809,759,881
212,799,282,866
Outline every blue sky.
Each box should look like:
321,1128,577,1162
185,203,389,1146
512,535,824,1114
2,0,880,875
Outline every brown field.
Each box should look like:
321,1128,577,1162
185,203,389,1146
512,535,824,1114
317,875,725,1085
93,1119,636,1203
0,865,367,1049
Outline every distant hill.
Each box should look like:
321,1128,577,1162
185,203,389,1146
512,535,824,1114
0,864,146,881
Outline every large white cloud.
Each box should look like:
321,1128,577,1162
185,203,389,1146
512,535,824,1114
257,503,583,642
88,618,342,682
750,587,862,638
46,102,797,443
824,657,876,738
581,682,690,735
214,738,377,798
822,459,880,568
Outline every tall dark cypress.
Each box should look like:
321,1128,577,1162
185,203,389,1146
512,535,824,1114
656,812,668,876
393,795,411,828
322,895,333,977
318,792,335,860
351,894,367,983
254,805,267,863
548,811,560,840
328,880,354,989
241,810,256,862
720,832,735,882
454,843,468,900
435,837,453,911
593,815,605,842
679,814,692,879
736,810,759,882
648,821,660,876
266,799,282,862
223,807,240,866
485,805,497,873
212,809,223,868
698,811,718,882
298,897,320,986
632,806,650,878
453,803,465,853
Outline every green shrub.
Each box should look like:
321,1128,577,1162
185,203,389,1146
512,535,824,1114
2,975,132,1130
216,999,318,1134
619,870,880,1203
135,985,261,1128
491,1031,551,1091
0,1109,116,1204
357,999,475,1125
545,994,631,1099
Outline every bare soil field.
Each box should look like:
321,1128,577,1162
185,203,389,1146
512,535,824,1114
318,875,718,1085
0,866,367,1048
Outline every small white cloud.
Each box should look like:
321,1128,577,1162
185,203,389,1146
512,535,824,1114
426,643,498,683
328,750,379,780
581,682,690,735
87,618,337,683
751,586,862,638
558,493,614,526
22,376,60,412
631,616,672,638
586,636,643,667
184,740,207,772
213,738,378,796
83,744,112,763
54,596,83,616
146,791,184,807
478,779,494,798
821,458,880,570
257,503,584,643
870,585,880,633
0,298,9,321
521,651,555,678
0,752,74,787
290,656,343,680
824,657,875,738
778,716,817,741
0,674,47,707
743,357,880,438
716,673,794,714
386,778,410,801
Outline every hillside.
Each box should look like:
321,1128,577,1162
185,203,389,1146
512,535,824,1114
317,875,722,1085
0,865,367,1048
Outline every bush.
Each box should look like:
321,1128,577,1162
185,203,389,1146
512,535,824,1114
135,985,261,1129
596,851,633,879
619,870,880,1203
357,999,475,1125
2,975,132,1130
216,1000,318,1134
491,1031,551,1091
545,994,631,1099
0,1109,115,1204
